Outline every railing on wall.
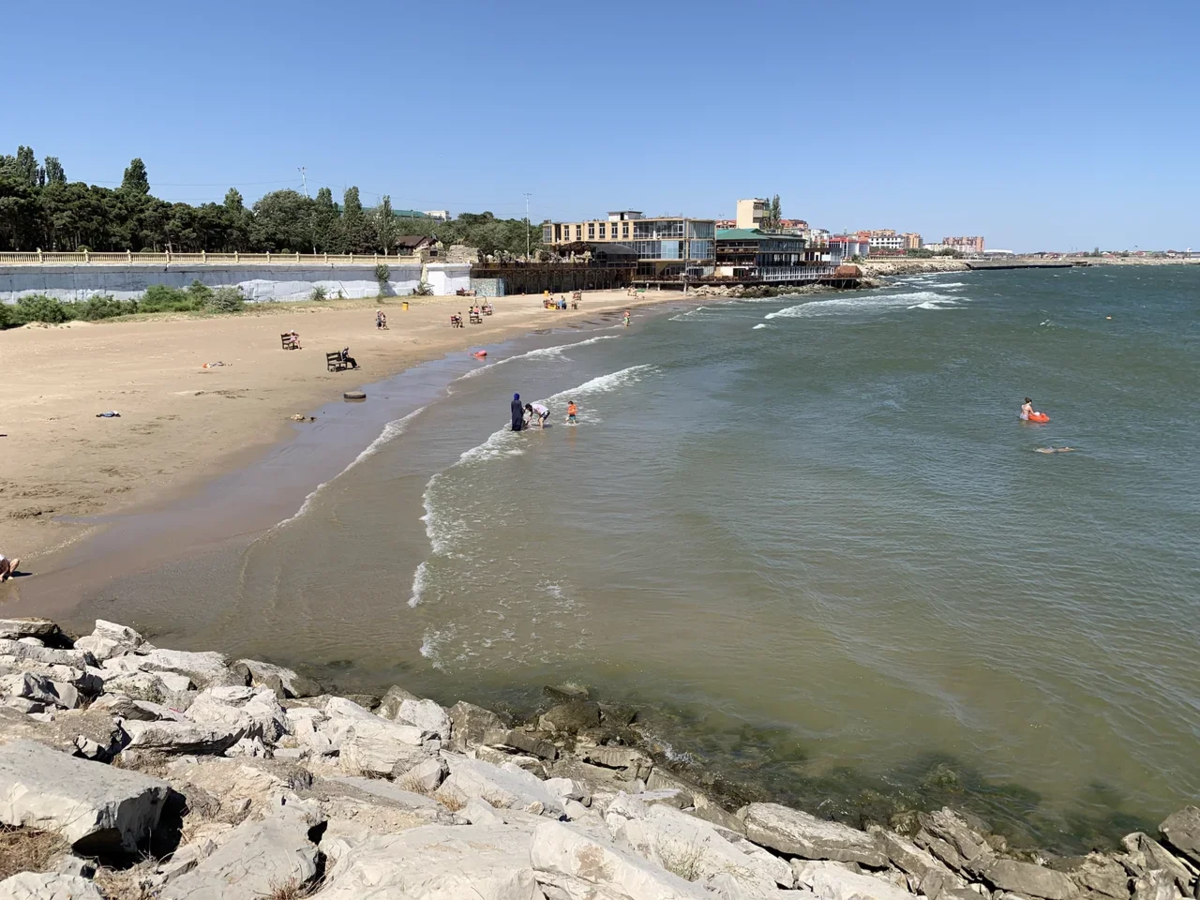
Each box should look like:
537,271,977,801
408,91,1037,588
0,250,426,266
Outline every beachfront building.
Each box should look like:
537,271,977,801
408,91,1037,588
736,198,768,230
829,235,871,262
902,232,922,250
868,230,905,253
943,235,985,255
716,229,833,282
543,211,716,279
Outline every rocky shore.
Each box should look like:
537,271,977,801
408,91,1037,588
2,617,1198,900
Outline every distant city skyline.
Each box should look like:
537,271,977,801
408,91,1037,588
2,0,1196,252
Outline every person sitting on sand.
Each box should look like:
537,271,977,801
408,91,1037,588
0,550,20,583
376,310,387,330
1035,447,1076,454
286,330,301,349
340,347,359,369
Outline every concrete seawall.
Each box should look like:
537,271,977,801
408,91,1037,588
0,262,472,303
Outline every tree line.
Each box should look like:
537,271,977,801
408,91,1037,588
0,146,541,257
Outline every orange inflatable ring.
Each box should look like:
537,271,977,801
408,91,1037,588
472,351,488,358
1026,412,1050,423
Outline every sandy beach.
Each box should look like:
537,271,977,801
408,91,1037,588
0,289,666,567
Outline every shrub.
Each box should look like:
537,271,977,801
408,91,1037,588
412,280,433,296
374,263,390,283
139,284,202,313
206,286,245,312
0,303,13,329
310,285,328,302
75,295,139,321
15,294,75,324
187,279,213,304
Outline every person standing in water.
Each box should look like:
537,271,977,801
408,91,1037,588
565,400,578,425
623,309,631,327
511,393,525,431
1020,397,1034,421
525,401,550,429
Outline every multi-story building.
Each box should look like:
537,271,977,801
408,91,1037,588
942,236,985,255
736,198,767,230
829,235,870,262
714,219,737,231
423,210,451,221
901,232,922,251
868,230,905,253
716,229,832,282
543,210,715,278
778,218,809,234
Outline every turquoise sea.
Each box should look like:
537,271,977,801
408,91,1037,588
77,265,1200,849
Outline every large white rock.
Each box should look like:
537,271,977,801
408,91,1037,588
0,639,96,670
320,824,541,899
74,620,148,661
339,716,428,777
436,755,564,816
185,686,286,744
234,658,317,699
396,697,453,737
160,804,320,900
122,719,245,754
397,756,447,793
0,871,104,899
0,618,66,642
531,819,707,899
0,739,168,853
793,861,915,900
0,671,79,709
739,803,887,867
606,793,793,891
135,648,232,686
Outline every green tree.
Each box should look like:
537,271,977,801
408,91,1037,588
311,187,338,252
376,194,396,252
43,156,65,185
250,189,314,251
223,187,243,214
121,158,150,195
770,195,781,229
338,186,365,252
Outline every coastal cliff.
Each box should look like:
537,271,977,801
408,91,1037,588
2,616,1198,900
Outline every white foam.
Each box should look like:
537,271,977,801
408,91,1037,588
543,364,658,404
752,323,771,330
408,560,428,607
457,334,620,380
273,406,427,528
766,291,958,320
908,298,961,310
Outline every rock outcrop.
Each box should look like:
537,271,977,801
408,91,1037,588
2,616,1198,900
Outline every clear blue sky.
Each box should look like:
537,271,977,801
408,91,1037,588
4,0,1196,251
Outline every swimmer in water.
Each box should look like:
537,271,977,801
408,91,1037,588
1035,447,1075,454
1020,397,1034,421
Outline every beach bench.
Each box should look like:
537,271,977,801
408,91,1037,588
450,314,464,328
469,311,483,324
326,351,349,372
281,333,299,350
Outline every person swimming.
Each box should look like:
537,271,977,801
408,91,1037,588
1020,397,1034,421
1035,447,1075,454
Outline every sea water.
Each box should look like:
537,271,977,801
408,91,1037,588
82,266,1200,847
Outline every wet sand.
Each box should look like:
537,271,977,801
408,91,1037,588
0,290,665,582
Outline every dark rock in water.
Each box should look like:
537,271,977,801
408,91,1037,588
599,702,638,726
485,728,557,761
539,701,601,735
918,808,994,873
1160,807,1200,868
543,684,589,702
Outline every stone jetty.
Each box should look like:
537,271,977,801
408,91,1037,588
2,616,1198,900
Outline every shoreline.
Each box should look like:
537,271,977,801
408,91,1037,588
0,289,675,574
2,614,1197,898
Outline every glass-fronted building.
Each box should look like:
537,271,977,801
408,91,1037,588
543,211,716,279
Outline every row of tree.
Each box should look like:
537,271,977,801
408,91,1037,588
0,146,541,257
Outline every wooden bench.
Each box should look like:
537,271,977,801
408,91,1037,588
469,311,483,324
326,351,349,372
450,315,464,328
281,333,299,350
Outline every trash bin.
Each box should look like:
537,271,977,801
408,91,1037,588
402,301,410,311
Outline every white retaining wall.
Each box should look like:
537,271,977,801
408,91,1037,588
0,263,472,303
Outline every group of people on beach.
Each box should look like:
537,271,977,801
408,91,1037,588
510,394,577,432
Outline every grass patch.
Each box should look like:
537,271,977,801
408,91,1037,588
0,825,68,880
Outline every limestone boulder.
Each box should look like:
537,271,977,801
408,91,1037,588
159,804,321,900
0,618,67,644
607,793,794,891
0,639,96,670
319,824,541,899
377,683,422,719
870,825,959,881
916,808,994,873
0,872,104,899
1130,869,1184,900
1055,852,1132,900
396,756,447,793
981,858,1079,900
540,701,602,734
74,620,148,661
1160,807,1200,867
394,697,452,737
739,803,887,867
131,648,237,688
545,776,593,805
579,745,652,778
0,672,80,709
234,658,318,699
185,686,286,744
793,861,915,900
339,716,428,777
487,728,559,761
122,719,245,755
530,819,707,899
449,699,508,751
1122,833,1194,893
0,739,168,854
436,755,564,816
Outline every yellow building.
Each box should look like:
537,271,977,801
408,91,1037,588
736,198,767,230
542,211,715,279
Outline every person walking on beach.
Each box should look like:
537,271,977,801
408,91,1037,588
511,393,525,432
